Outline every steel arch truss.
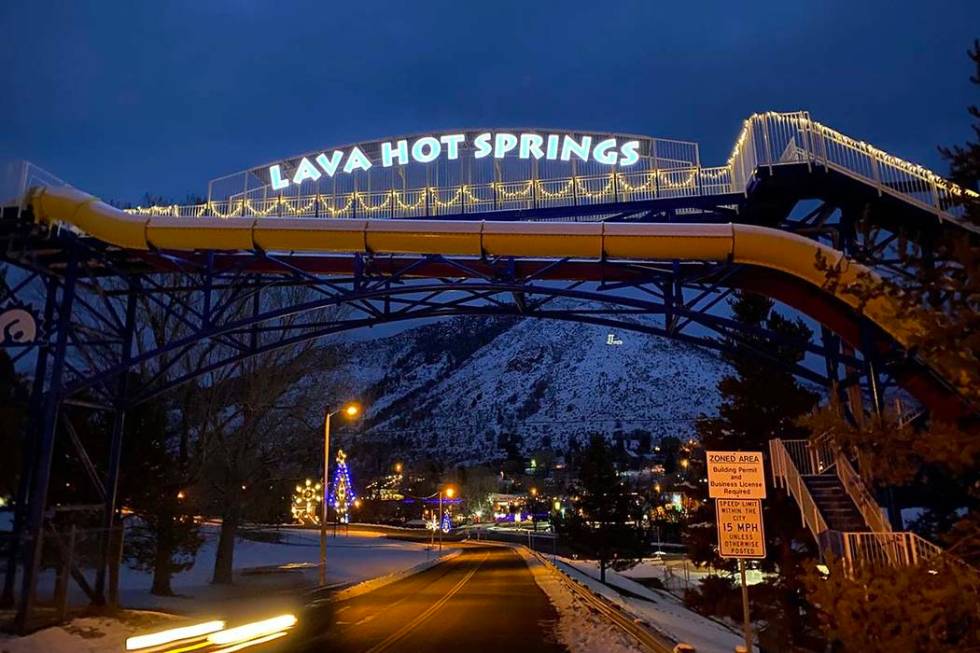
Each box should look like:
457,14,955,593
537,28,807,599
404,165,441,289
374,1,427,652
0,226,917,628
52,249,865,408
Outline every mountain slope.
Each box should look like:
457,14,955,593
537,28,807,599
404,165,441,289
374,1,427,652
334,309,728,465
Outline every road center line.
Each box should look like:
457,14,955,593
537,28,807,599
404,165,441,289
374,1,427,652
362,552,489,653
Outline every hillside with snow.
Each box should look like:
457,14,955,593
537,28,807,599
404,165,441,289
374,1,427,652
333,309,728,464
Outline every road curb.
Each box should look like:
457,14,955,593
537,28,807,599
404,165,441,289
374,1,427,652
329,549,463,603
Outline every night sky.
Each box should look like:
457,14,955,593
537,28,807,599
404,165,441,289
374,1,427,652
2,1,978,204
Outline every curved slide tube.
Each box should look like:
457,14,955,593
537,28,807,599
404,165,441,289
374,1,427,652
31,185,921,352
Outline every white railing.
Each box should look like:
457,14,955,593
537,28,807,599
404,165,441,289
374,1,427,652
771,438,975,577
834,453,891,533
775,438,891,535
1,160,68,216
835,531,945,571
125,167,735,220
725,111,979,227
769,439,829,542
127,111,978,226
775,438,835,475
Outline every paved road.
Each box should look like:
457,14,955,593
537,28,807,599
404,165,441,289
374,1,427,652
286,545,567,653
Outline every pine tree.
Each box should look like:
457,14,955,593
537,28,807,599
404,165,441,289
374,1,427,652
800,41,980,651
683,292,821,649
555,434,646,583
118,380,202,596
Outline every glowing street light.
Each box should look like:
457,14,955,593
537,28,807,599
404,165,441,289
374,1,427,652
320,401,362,586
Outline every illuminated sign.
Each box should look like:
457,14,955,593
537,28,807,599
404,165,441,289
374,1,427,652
268,132,642,190
706,451,766,500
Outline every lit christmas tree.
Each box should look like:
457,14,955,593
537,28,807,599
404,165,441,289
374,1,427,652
329,449,356,524
291,478,322,525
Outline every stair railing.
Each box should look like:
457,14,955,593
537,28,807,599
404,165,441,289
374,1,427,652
837,531,945,571
769,439,829,544
833,452,892,533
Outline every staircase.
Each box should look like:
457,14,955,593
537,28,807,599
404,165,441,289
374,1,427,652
767,438,966,575
803,475,867,533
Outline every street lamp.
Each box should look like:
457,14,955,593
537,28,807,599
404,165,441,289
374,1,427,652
320,401,361,586
439,486,456,551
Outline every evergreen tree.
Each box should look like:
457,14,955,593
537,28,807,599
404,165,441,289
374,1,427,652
118,381,202,596
683,292,821,650
554,434,646,583
801,41,980,651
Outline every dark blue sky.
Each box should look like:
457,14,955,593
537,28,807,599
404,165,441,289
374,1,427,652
2,1,977,204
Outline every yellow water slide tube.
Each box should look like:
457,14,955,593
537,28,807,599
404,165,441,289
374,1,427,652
31,185,919,351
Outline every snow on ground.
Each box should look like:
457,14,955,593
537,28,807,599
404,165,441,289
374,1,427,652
3,525,442,653
24,524,436,613
0,611,180,653
618,556,764,593
517,549,644,653
556,558,753,653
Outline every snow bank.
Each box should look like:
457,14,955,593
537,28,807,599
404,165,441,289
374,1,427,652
515,548,644,653
0,612,179,653
556,558,752,653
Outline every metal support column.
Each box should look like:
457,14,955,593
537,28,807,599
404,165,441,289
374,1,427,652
820,326,844,406
94,282,138,602
861,323,903,530
16,252,79,632
2,277,57,608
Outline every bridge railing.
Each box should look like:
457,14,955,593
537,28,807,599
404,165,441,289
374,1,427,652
727,111,978,225
125,111,977,225
1,160,68,217
126,168,738,219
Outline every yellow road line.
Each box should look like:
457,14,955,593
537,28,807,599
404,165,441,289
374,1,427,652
363,552,489,653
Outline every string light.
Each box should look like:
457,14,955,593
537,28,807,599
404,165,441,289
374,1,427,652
329,449,356,524
291,478,322,525
127,112,976,221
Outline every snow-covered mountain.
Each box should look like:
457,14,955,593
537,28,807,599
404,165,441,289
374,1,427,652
334,310,729,465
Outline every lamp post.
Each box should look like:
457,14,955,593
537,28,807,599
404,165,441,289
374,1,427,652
319,402,361,586
440,487,455,551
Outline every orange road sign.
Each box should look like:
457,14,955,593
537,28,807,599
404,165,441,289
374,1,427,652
706,450,766,499
716,499,766,559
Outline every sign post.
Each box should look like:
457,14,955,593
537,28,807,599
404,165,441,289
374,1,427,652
707,451,767,653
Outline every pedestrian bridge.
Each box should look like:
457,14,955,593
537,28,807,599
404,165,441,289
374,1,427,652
9,110,978,422
122,111,973,229
3,109,978,627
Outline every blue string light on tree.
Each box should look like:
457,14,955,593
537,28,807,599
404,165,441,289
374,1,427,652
329,449,356,524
